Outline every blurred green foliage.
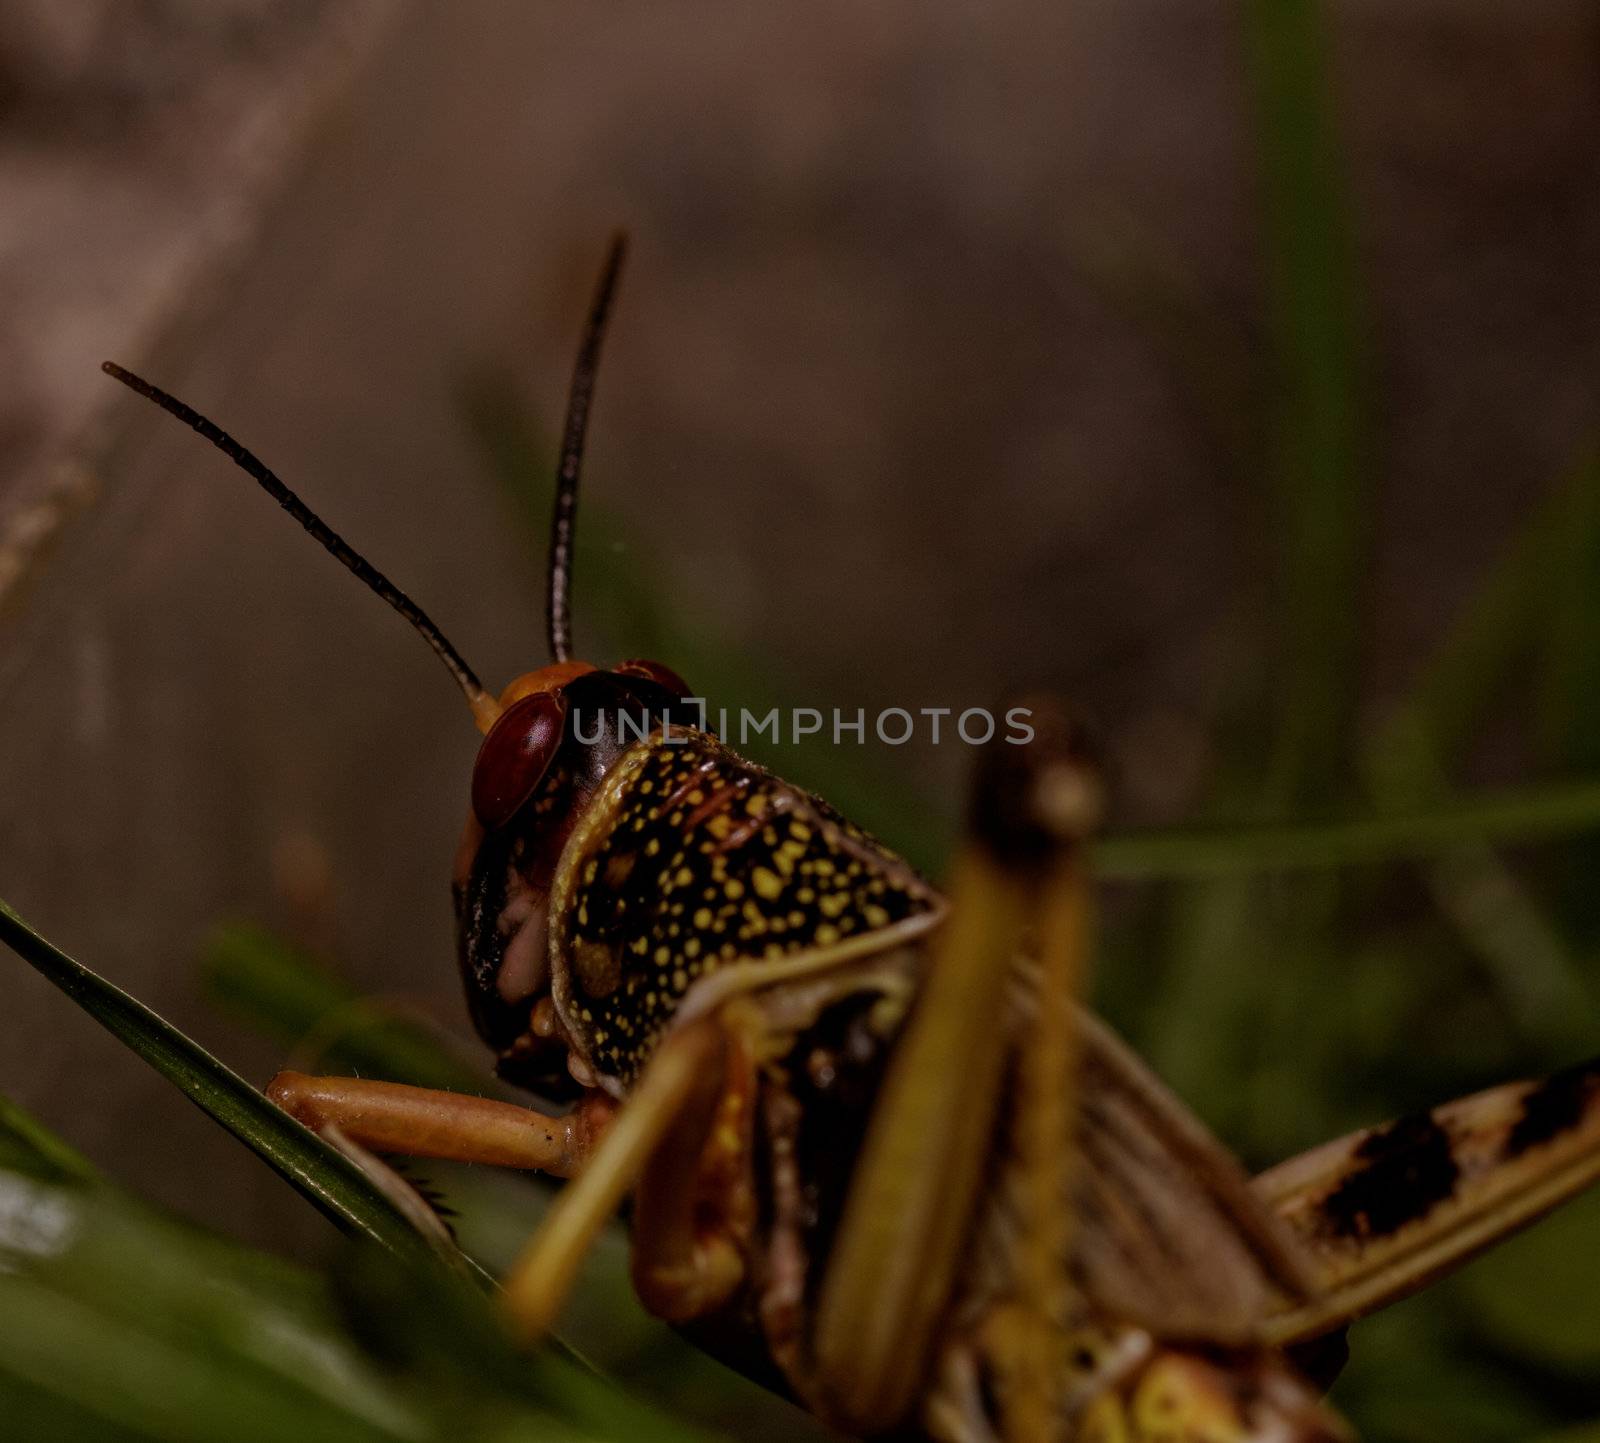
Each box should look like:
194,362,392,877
0,1089,733,1443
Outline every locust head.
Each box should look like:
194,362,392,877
455,655,697,1096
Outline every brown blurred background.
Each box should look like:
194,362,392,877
0,2,1597,1435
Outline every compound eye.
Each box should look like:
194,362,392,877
471,690,568,829
616,658,691,697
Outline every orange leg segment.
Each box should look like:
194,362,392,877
266,1072,611,1179
499,1015,748,1343
630,1018,757,1322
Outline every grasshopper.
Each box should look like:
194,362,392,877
102,237,1600,1441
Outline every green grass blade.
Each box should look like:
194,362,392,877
1244,0,1367,811
0,1280,414,1443
0,1373,158,1443
1097,776,1600,878
1148,0,1367,1131
1532,448,1600,940
203,923,487,1095
0,1094,100,1187
1372,445,1600,795
1358,446,1600,1041
0,899,468,1280
0,1158,430,1443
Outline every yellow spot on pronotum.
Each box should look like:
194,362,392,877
753,867,783,900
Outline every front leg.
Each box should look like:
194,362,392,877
266,1072,611,1177
630,1015,760,1322
498,1013,757,1341
270,1035,761,1336
263,1072,616,1252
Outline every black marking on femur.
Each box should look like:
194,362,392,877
1506,1059,1600,1159
1319,1112,1459,1240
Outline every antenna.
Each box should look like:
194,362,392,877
547,231,628,663
102,361,501,731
